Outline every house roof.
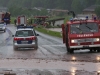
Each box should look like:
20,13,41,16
47,18,65,22
83,5,100,12
34,16,49,18
51,9,69,12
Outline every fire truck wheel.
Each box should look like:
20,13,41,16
34,46,38,50
97,48,100,52
90,49,93,52
69,49,74,53
67,48,69,52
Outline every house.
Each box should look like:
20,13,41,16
48,9,69,16
0,7,8,12
47,18,65,26
83,5,100,15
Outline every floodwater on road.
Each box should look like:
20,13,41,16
0,24,99,75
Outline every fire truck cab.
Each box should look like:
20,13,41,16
62,17,100,53
0,12,10,24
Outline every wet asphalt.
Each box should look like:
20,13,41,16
0,24,99,75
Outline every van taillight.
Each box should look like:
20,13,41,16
14,38,24,41
26,37,36,40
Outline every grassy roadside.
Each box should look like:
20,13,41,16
10,17,15,24
35,27,62,38
34,16,71,38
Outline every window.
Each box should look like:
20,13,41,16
70,23,98,34
15,30,34,37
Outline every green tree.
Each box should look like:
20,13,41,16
96,0,100,4
71,0,82,13
95,6,100,16
39,9,48,15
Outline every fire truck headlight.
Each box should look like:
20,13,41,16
96,38,100,41
71,40,77,43
94,38,100,42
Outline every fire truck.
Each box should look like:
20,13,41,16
0,12,10,24
17,15,26,25
62,17,100,53
33,16,49,26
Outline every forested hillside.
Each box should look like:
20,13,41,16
0,0,99,16
0,0,97,10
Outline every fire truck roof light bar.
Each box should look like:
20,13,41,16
17,25,33,29
70,16,97,22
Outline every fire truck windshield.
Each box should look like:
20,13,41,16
70,23,98,34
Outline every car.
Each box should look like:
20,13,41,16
0,22,6,32
12,25,39,50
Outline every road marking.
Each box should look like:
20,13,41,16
42,44,65,47
39,46,53,55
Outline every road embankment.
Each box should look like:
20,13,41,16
35,27,62,38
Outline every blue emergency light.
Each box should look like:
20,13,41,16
17,25,33,29
70,18,73,22
94,17,97,20
86,16,88,20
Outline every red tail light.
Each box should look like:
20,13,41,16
26,36,36,40
14,38,24,41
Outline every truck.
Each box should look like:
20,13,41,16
17,15,26,25
33,16,49,26
0,12,10,24
62,17,100,53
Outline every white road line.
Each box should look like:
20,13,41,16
41,45,67,55
42,44,65,47
39,46,52,55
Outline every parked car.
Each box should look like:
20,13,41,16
0,22,6,32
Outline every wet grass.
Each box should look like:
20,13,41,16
10,17,15,24
35,27,62,38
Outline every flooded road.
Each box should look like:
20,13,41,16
0,24,100,75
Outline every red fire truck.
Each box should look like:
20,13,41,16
33,16,49,26
62,17,100,53
17,15,26,25
0,12,10,24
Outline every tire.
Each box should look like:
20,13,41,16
90,49,93,52
65,41,70,53
66,46,74,54
13,46,18,50
34,46,38,50
97,48,100,52
69,49,74,54
34,41,38,50
4,30,6,32
34,44,38,50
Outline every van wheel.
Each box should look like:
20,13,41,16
13,47,18,50
67,47,70,53
4,30,6,32
34,46,38,50
67,47,74,54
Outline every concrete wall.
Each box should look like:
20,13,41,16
54,20,64,26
